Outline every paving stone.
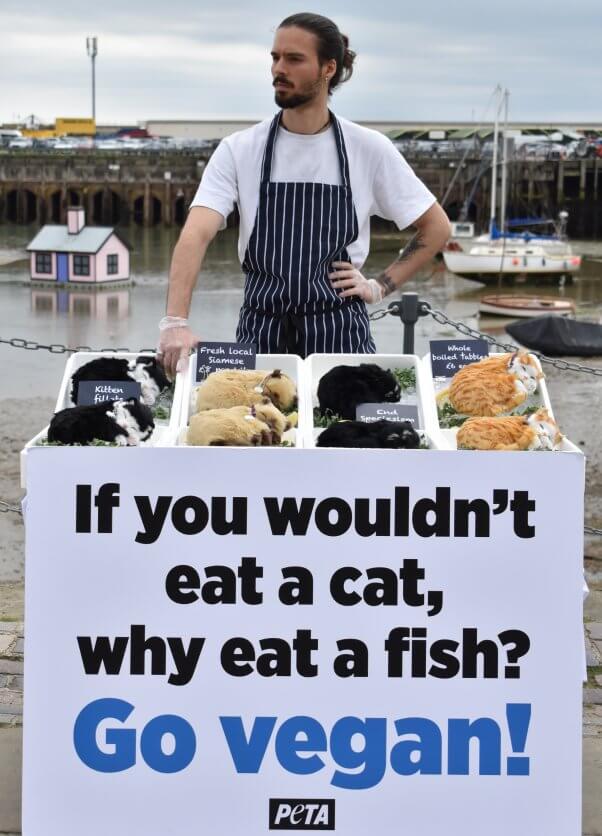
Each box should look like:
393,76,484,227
0,637,13,656
0,713,22,725
0,622,22,634
6,676,22,692
597,675,602,688
595,640,602,660
588,622,602,640
584,688,602,705
0,690,21,709
11,640,23,657
586,635,602,666
0,661,22,676
0,677,6,689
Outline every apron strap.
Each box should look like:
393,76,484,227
331,114,351,189
260,110,351,189
260,111,283,184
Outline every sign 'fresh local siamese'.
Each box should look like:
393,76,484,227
24,448,584,836
196,341,256,382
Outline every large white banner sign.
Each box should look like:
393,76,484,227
24,448,584,835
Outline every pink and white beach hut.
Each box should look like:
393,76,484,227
27,208,131,283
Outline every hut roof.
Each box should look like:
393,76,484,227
26,225,130,254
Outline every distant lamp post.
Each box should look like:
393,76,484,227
86,37,98,123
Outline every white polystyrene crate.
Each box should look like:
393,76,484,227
306,353,446,449
19,426,49,489
422,351,581,453
54,351,184,446
20,352,184,489
178,353,305,448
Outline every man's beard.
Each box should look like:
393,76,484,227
274,77,322,109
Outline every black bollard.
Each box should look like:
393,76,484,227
387,293,430,354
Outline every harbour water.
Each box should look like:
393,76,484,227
0,223,601,399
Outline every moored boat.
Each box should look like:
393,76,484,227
478,294,576,318
443,87,581,284
506,315,602,356
444,240,581,284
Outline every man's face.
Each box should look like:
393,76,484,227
271,26,331,109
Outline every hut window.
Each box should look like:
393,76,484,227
73,254,90,276
35,252,52,273
107,254,119,274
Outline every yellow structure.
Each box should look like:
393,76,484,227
55,117,96,136
22,118,96,139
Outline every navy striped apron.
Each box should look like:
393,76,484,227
236,111,376,358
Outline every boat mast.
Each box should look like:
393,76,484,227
489,84,503,236
500,89,510,234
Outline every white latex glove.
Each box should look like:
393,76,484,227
328,261,384,304
157,316,199,380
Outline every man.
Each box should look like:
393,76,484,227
159,12,450,377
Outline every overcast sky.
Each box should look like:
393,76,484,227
2,0,601,126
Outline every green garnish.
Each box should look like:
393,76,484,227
389,367,416,391
35,438,120,447
313,408,343,428
438,400,541,429
151,384,174,420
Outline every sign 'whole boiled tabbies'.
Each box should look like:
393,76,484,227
23,448,585,836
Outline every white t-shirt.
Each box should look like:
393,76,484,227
190,114,436,267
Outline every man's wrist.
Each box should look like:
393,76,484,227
375,273,397,298
159,315,189,331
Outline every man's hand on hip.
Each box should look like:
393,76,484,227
328,261,384,304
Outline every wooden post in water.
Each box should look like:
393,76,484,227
143,179,151,227
579,160,587,201
527,164,534,204
36,193,45,225
163,173,172,227
557,161,564,205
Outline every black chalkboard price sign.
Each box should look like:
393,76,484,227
429,339,489,377
356,403,420,427
196,342,256,382
76,381,142,406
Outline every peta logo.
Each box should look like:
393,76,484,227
269,799,335,830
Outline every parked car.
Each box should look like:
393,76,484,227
8,137,33,149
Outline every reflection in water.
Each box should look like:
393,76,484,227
30,287,130,319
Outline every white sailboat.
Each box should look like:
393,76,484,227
443,87,581,285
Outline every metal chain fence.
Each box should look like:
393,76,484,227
0,337,156,354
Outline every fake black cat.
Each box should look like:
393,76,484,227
317,364,401,420
317,419,420,449
48,399,155,446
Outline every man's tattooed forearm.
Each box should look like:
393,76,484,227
375,232,427,297
375,273,396,297
397,232,426,264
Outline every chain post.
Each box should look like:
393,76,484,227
386,293,431,354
